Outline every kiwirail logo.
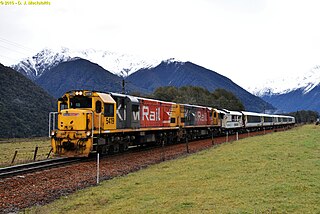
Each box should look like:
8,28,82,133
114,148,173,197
0,0,51,5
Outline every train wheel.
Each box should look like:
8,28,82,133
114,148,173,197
119,143,128,152
102,145,108,154
113,144,119,153
108,145,114,154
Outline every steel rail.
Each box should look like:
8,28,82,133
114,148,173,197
0,158,81,179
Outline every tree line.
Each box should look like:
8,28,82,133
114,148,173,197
288,110,319,124
148,86,320,125
148,86,245,110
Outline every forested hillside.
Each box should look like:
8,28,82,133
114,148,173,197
151,86,245,110
128,60,274,112
36,59,146,98
0,64,56,138
288,110,319,124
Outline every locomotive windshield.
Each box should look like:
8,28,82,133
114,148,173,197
60,102,68,110
70,96,92,109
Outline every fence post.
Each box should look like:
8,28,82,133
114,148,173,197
47,148,53,159
161,139,165,161
97,153,100,184
236,132,239,141
11,150,18,164
226,132,228,143
186,136,189,153
33,146,39,161
211,131,214,145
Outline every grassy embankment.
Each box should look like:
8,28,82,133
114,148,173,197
0,138,51,167
28,125,320,213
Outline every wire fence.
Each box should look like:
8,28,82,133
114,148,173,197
0,144,52,167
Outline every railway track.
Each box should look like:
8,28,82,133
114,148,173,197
0,128,282,180
0,157,82,179
0,144,166,180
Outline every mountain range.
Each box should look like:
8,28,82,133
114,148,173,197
250,66,320,112
250,65,320,96
10,47,320,113
127,59,274,112
12,47,160,80
35,58,148,98
11,48,274,112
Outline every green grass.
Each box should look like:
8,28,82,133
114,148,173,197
27,125,320,213
0,137,52,167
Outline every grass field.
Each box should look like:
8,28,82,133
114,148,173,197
28,125,320,213
0,138,52,167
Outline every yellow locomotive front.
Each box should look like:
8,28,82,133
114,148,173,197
49,90,116,157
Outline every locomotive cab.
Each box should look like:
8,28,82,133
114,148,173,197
50,90,116,157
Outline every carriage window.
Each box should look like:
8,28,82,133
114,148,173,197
264,117,273,122
232,115,238,122
247,115,261,123
96,101,102,113
104,103,114,117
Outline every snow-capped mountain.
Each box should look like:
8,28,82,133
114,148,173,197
249,65,320,97
247,65,320,112
11,47,161,80
11,49,72,80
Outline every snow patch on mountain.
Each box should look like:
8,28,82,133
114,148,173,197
62,48,161,77
11,48,72,80
11,47,162,80
249,65,320,96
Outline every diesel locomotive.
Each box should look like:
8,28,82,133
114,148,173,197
49,90,295,157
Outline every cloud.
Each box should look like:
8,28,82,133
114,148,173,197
1,0,320,90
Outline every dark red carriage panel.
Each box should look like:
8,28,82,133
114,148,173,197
139,99,173,128
160,102,173,127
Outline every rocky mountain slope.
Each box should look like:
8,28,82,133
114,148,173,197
12,48,160,80
35,58,147,98
252,66,320,112
127,59,275,112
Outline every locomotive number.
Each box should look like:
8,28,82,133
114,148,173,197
106,117,114,124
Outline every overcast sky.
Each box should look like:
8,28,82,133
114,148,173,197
1,0,320,90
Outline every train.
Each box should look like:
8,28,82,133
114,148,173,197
49,90,295,157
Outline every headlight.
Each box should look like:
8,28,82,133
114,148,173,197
75,91,83,96
86,131,91,137
51,130,56,136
